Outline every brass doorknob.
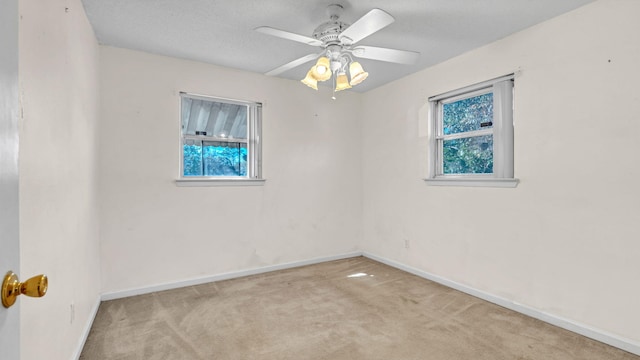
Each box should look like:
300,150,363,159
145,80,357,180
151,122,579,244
2,271,48,308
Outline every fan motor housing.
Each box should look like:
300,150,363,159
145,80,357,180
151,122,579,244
312,20,350,45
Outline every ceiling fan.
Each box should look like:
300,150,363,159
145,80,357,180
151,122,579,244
255,4,420,94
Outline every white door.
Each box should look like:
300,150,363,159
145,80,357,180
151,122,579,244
0,0,21,359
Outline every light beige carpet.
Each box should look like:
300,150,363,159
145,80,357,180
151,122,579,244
80,257,638,360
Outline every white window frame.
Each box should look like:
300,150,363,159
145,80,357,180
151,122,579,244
425,74,518,188
175,92,264,187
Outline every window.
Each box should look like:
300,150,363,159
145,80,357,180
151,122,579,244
179,93,262,183
426,75,517,187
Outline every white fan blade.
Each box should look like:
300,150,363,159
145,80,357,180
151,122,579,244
255,26,323,47
338,9,394,45
352,46,419,65
265,53,322,76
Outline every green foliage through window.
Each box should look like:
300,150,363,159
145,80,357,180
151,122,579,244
443,93,493,135
183,142,247,176
443,135,493,174
441,92,494,174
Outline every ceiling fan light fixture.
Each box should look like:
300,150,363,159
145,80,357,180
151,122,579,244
335,72,352,92
349,61,369,86
257,5,420,97
312,57,332,81
301,70,318,90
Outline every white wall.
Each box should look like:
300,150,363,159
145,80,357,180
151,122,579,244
19,0,101,359
99,47,362,294
362,0,640,347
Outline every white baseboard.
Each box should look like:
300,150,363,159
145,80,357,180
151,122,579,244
101,251,363,301
73,295,101,360
363,252,640,356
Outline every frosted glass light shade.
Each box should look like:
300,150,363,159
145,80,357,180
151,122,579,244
335,72,352,91
349,61,369,86
301,70,318,90
312,57,332,81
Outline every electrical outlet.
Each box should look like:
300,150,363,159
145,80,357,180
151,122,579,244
70,302,75,324
404,239,410,249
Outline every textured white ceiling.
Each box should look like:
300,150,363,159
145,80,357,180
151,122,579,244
81,0,595,93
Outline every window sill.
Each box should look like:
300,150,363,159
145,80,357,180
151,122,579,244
175,178,266,187
424,178,519,188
